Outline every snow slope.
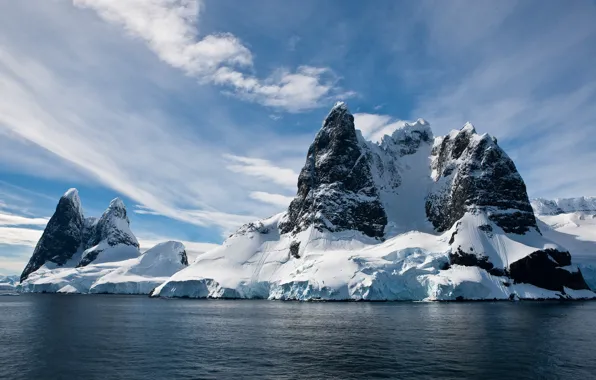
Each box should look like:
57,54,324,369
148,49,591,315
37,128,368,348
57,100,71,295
20,241,189,294
153,210,594,301
91,241,188,294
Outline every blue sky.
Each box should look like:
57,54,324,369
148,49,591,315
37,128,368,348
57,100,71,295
1,0,595,274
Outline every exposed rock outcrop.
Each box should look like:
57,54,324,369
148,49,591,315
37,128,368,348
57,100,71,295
78,198,139,267
21,189,140,281
509,249,589,291
426,124,538,235
279,102,387,238
20,189,84,281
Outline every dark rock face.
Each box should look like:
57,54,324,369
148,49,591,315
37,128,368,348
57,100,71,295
449,247,507,277
20,190,84,281
426,124,538,234
289,241,301,258
279,102,387,238
81,217,98,248
179,249,189,266
85,199,138,249
77,250,102,267
22,190,141,278
509,249,589,291
233,221,269,237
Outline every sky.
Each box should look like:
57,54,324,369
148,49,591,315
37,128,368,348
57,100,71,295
1,0,595,275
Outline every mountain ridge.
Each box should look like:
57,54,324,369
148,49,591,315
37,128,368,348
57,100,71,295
153,103,593,300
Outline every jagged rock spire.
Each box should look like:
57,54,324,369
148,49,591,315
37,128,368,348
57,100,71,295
426,126,537,234
78,197,139,267
20,189,85,281
279,102,387,238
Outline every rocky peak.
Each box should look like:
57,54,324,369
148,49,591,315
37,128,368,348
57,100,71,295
426,125,538,234
78,197,139,266
21,190,142,277
279,102,387,238
20,189,85,281
106,197,126,215
379,118,433,157
62,188,82,214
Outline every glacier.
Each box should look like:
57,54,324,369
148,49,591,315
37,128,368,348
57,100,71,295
153,212,595,301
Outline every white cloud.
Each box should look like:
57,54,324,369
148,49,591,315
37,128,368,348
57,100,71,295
0,38,280,235
250,191,293,208
0,256,32,276
224,154,299,189
0,227,43,247
0,212,48,227
73,0,350,112
73,0,252,75
353,113,408,143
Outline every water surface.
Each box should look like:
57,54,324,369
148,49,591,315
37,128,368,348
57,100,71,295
1,295,595,379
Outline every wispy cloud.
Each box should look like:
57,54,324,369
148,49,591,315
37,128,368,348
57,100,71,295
0,28,290,236
0,227,43,247
353,113,409,143
224,154,299,190
73,0,351,112
0,212,48,227
249,191,293,208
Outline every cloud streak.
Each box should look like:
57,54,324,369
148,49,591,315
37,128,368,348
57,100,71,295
249,191,294,208
353,113,411,143
224,154,299,190
73,0,351,112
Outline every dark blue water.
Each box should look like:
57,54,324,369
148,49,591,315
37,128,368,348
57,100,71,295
1,296,596,379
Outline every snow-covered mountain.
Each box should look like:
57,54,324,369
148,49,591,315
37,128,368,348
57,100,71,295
19,191,188,294
20,189,139,281
153,103,594,300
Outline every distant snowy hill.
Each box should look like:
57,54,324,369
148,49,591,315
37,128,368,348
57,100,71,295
531,199,596,291
153,103,594,301
19,191,188,294
532,197,596,215
0,275,19,295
